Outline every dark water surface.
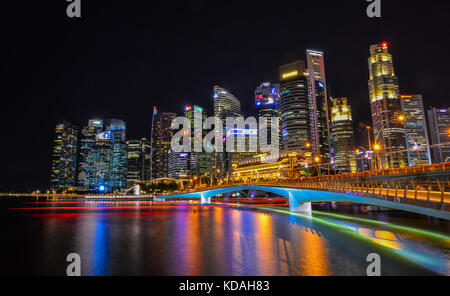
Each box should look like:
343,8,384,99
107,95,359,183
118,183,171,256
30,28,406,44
1,197,449,276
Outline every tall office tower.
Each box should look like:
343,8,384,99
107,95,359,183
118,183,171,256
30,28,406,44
368,42,407,168
50,121,78,190
89,130,114,192
213,86,243,176
168,151,190,179
427,107,450,163
330,98,356,173
106,119,128,190
151,111,177,179
77,119,103,189
400,95,431,166
279,60,310,152
126,138,151,187
255,82,282,151
306,50,331,161
184,105,211,177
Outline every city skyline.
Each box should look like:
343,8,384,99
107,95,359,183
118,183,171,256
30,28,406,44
2,1,450,191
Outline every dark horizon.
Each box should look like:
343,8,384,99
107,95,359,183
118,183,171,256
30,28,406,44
1,0,450,191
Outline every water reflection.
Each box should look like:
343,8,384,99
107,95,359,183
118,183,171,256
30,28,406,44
3,199,449,276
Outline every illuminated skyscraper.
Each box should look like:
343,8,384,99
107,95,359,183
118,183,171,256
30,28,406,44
184,105,211,177
107,119,128,190
151,111,177,179
400,95,431,166
50,121,78,190
279,60,310,152
306,50,330,162
213,86,243,176
255,82,282,151
77,119,103,189
168,151,190,179
427,107,450,163
368,42,407,168
331,98,356,173
89,130,114,192
126,138,151,187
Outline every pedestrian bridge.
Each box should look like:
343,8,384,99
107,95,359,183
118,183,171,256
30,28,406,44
160,185,450,220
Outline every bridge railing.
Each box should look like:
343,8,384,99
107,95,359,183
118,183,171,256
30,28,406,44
186,176,449,212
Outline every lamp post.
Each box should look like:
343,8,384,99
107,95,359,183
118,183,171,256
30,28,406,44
314,156,321,176
374,144,381,170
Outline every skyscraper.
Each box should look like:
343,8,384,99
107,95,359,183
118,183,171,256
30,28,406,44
306,50,331,162
151,111,177,179
331,98,356,173
184,105,211,177
279,60,310,152
126,138,151,187
400,95,431,166
255,82,282,151
213,86,243,176
50,121,78,190
77,119,103,189
107,119,128,190
89,130,114,192
427,107,450,163
368,42,407,168
168,151,190,179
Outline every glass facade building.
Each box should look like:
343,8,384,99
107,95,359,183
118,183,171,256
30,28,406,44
151,111,177,179
213,86,243,176
77,119,103,189
255,82,282,152
184,105,211,177
279,60,310,153
427,107,450,163
50,121,78,190
306,50,330,162
126,138,151,187
400,95,431,166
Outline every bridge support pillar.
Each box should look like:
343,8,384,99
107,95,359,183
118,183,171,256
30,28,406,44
201,196,211,204
289,193,312,213
290,202,312,213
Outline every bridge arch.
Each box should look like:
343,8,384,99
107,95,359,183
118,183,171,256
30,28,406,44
161,185,450,220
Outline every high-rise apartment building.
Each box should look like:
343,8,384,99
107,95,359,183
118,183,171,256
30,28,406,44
368,42,407,168
427,107,450,163
151,110,177,179
279,60,310,152
330,98,356,173
50,121,78,190
400,95,431,166
306,50,330,162
126,138,150,187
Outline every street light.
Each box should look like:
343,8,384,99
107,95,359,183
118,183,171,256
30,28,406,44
314,156,321,176
374,144,381,170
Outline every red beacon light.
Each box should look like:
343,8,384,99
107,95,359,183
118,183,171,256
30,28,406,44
381,42,388,48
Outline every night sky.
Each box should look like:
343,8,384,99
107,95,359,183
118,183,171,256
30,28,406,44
1,0,449,191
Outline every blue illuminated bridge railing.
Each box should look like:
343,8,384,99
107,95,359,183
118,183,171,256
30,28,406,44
160,185,450,220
